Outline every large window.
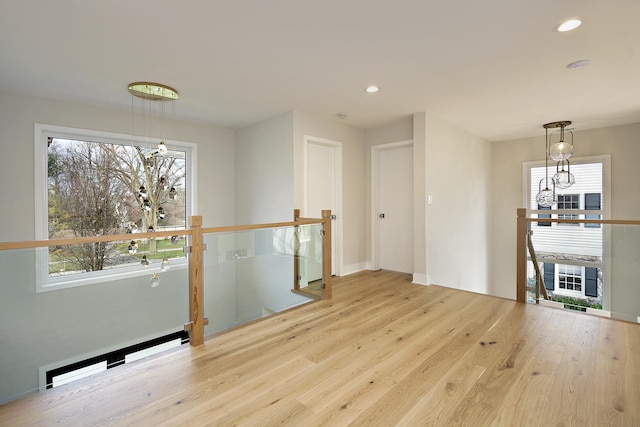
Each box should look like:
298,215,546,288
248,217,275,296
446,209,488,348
35,124,196,291
525,157,608,304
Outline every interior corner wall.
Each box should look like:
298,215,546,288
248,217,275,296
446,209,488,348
490,122,640,300
235,112,294,225
423,112,491,293
292,111,366,273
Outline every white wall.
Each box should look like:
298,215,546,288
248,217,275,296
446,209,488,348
293,111,366,273
422,112,492,294
235,112,294,224
0,90,236,403
490,122,640,300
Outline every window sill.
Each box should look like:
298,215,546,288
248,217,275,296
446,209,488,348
37,260,188,293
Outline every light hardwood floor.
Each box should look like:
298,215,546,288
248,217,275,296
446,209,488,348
1,270,639,426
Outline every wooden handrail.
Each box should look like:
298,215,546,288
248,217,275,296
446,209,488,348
0,212,333,348
201,218,325,235
0,229,191,251
0,220,327,252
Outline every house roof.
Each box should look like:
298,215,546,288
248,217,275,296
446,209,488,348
1,0,639,141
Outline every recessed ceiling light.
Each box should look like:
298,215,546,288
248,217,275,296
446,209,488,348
557,19,582,32
365,85,379,93
567,59,590,69
336,112,349,119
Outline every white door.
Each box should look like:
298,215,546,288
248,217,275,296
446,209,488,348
305,138,341,277
376,143,413,273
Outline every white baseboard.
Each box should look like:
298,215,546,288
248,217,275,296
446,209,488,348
585,307,611,318
540,300,566,310
340,263,368,276
412,273,428,286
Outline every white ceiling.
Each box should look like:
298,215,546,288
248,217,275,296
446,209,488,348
1,0,639,141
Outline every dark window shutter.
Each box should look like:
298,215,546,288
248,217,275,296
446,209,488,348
538,205,551,227
543,263,555,291
585,267,598,297
585,193,601,228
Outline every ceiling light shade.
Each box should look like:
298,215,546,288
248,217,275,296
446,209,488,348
553,160,575,189
557,19,582,32
547,121,573,161
128,82,179,101
549,140,573,161
536,182,557,208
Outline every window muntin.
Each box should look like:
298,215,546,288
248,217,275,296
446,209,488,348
35,124,196,291
557,194,580,224
558,264,583,293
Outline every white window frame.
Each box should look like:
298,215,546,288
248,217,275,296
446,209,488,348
556,264,584,296
522,155,612,309
34,123,197,292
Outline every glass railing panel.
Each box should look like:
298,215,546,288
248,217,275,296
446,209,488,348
527,222,639,323
295,224,324,291
0,236,190,404
606,224,640,323
202,225,319,337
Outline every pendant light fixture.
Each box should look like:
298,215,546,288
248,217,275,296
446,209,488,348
553,160,575,189
128,82,178,157
536,121,576,207
548,121,573,161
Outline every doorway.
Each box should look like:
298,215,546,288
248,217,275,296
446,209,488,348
371,141,413,273
304,136,342,277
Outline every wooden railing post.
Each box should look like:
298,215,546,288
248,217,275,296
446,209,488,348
321,210,333,299
293,209,301,291
187,215,205,346
516,208,527,303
